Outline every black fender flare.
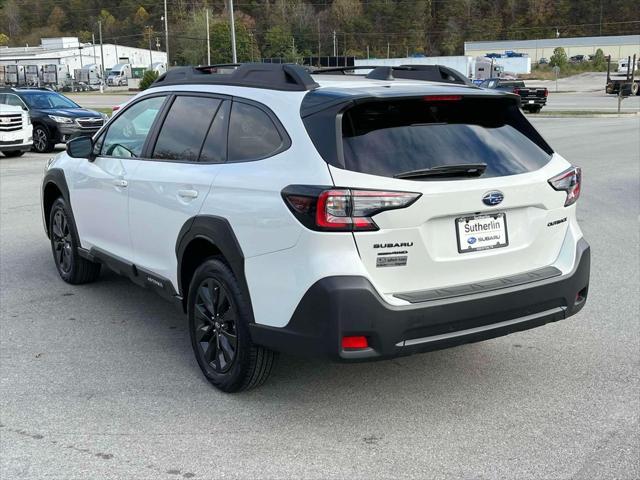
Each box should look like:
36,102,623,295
175,215,254,322
42,168,71,238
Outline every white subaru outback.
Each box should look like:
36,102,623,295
41,64,590,392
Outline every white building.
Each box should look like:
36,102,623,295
464,35,640,62
0,37,166,78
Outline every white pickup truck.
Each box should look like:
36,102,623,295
0,104,33,157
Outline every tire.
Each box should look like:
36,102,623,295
632,82,639,96
2,150,25,157
32,125,55,153
531,106,542,114
188,258,277,393
49,197,101,284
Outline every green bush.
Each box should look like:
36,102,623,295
139,70,159,90
592,48,606,70
549,47,568,69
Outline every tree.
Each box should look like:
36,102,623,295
0,33,9,46
98,9,117,35
592,48,606,70
139,70,158,90
133,6,149,27
47,6,66,31
263,25,294,60
549,47,568,68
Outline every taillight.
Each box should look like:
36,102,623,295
543,88,549,97
549,166,581,206
282,186,421,232
513,87,521,95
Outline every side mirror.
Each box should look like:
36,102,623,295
67,136,94,160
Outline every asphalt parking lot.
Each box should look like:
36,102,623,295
1,116,639,479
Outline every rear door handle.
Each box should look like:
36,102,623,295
178,189,199,199
113,179,128,188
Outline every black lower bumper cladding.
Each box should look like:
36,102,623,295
250,239,590,361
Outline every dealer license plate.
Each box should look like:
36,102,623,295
456,213,508,253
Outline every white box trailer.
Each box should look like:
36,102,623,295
42,64,70,90
5,65,24,85
24,65,40,86
74,64,102,85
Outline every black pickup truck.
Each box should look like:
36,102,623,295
479,78,548,113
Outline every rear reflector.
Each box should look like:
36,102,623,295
342,336,369,350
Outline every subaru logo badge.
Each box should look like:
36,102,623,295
482,191,504,206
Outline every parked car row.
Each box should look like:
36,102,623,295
0,87,107,155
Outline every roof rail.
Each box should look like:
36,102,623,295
312,64,473,86
150,63,319,91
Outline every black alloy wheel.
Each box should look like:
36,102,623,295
33,126,54,153
188,258,277,392
193,278,238,374
51,208,73,275
48,197,101,284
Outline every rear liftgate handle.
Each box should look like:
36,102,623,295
113,179,128,188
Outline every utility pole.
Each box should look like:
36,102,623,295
205,9,211,65
343,32,346,66
79,44,83,68
332,30,337,58
229,0,237,63
163,0,169,67
98,20,105,78
387,41,390,59
599,0,603,36
366,45,369,59
146,26,153,69
92,33,96,63
317,18,321,66
291,37,295,59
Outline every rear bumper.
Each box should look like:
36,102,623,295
250,238,590,361
521,97,547,107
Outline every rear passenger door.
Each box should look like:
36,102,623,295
127,94,229,288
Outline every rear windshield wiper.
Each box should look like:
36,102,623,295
394,163,487,179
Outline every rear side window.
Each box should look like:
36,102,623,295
228,102,283,162
153,96,221,161
340,98,553,179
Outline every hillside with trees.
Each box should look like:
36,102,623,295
1,0,638,65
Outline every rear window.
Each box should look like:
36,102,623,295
340,97,552,179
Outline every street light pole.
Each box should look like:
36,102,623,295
163,0,169,67
147,26,153,69
206,9,211,65
229,0,237,63
98,21,105,70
